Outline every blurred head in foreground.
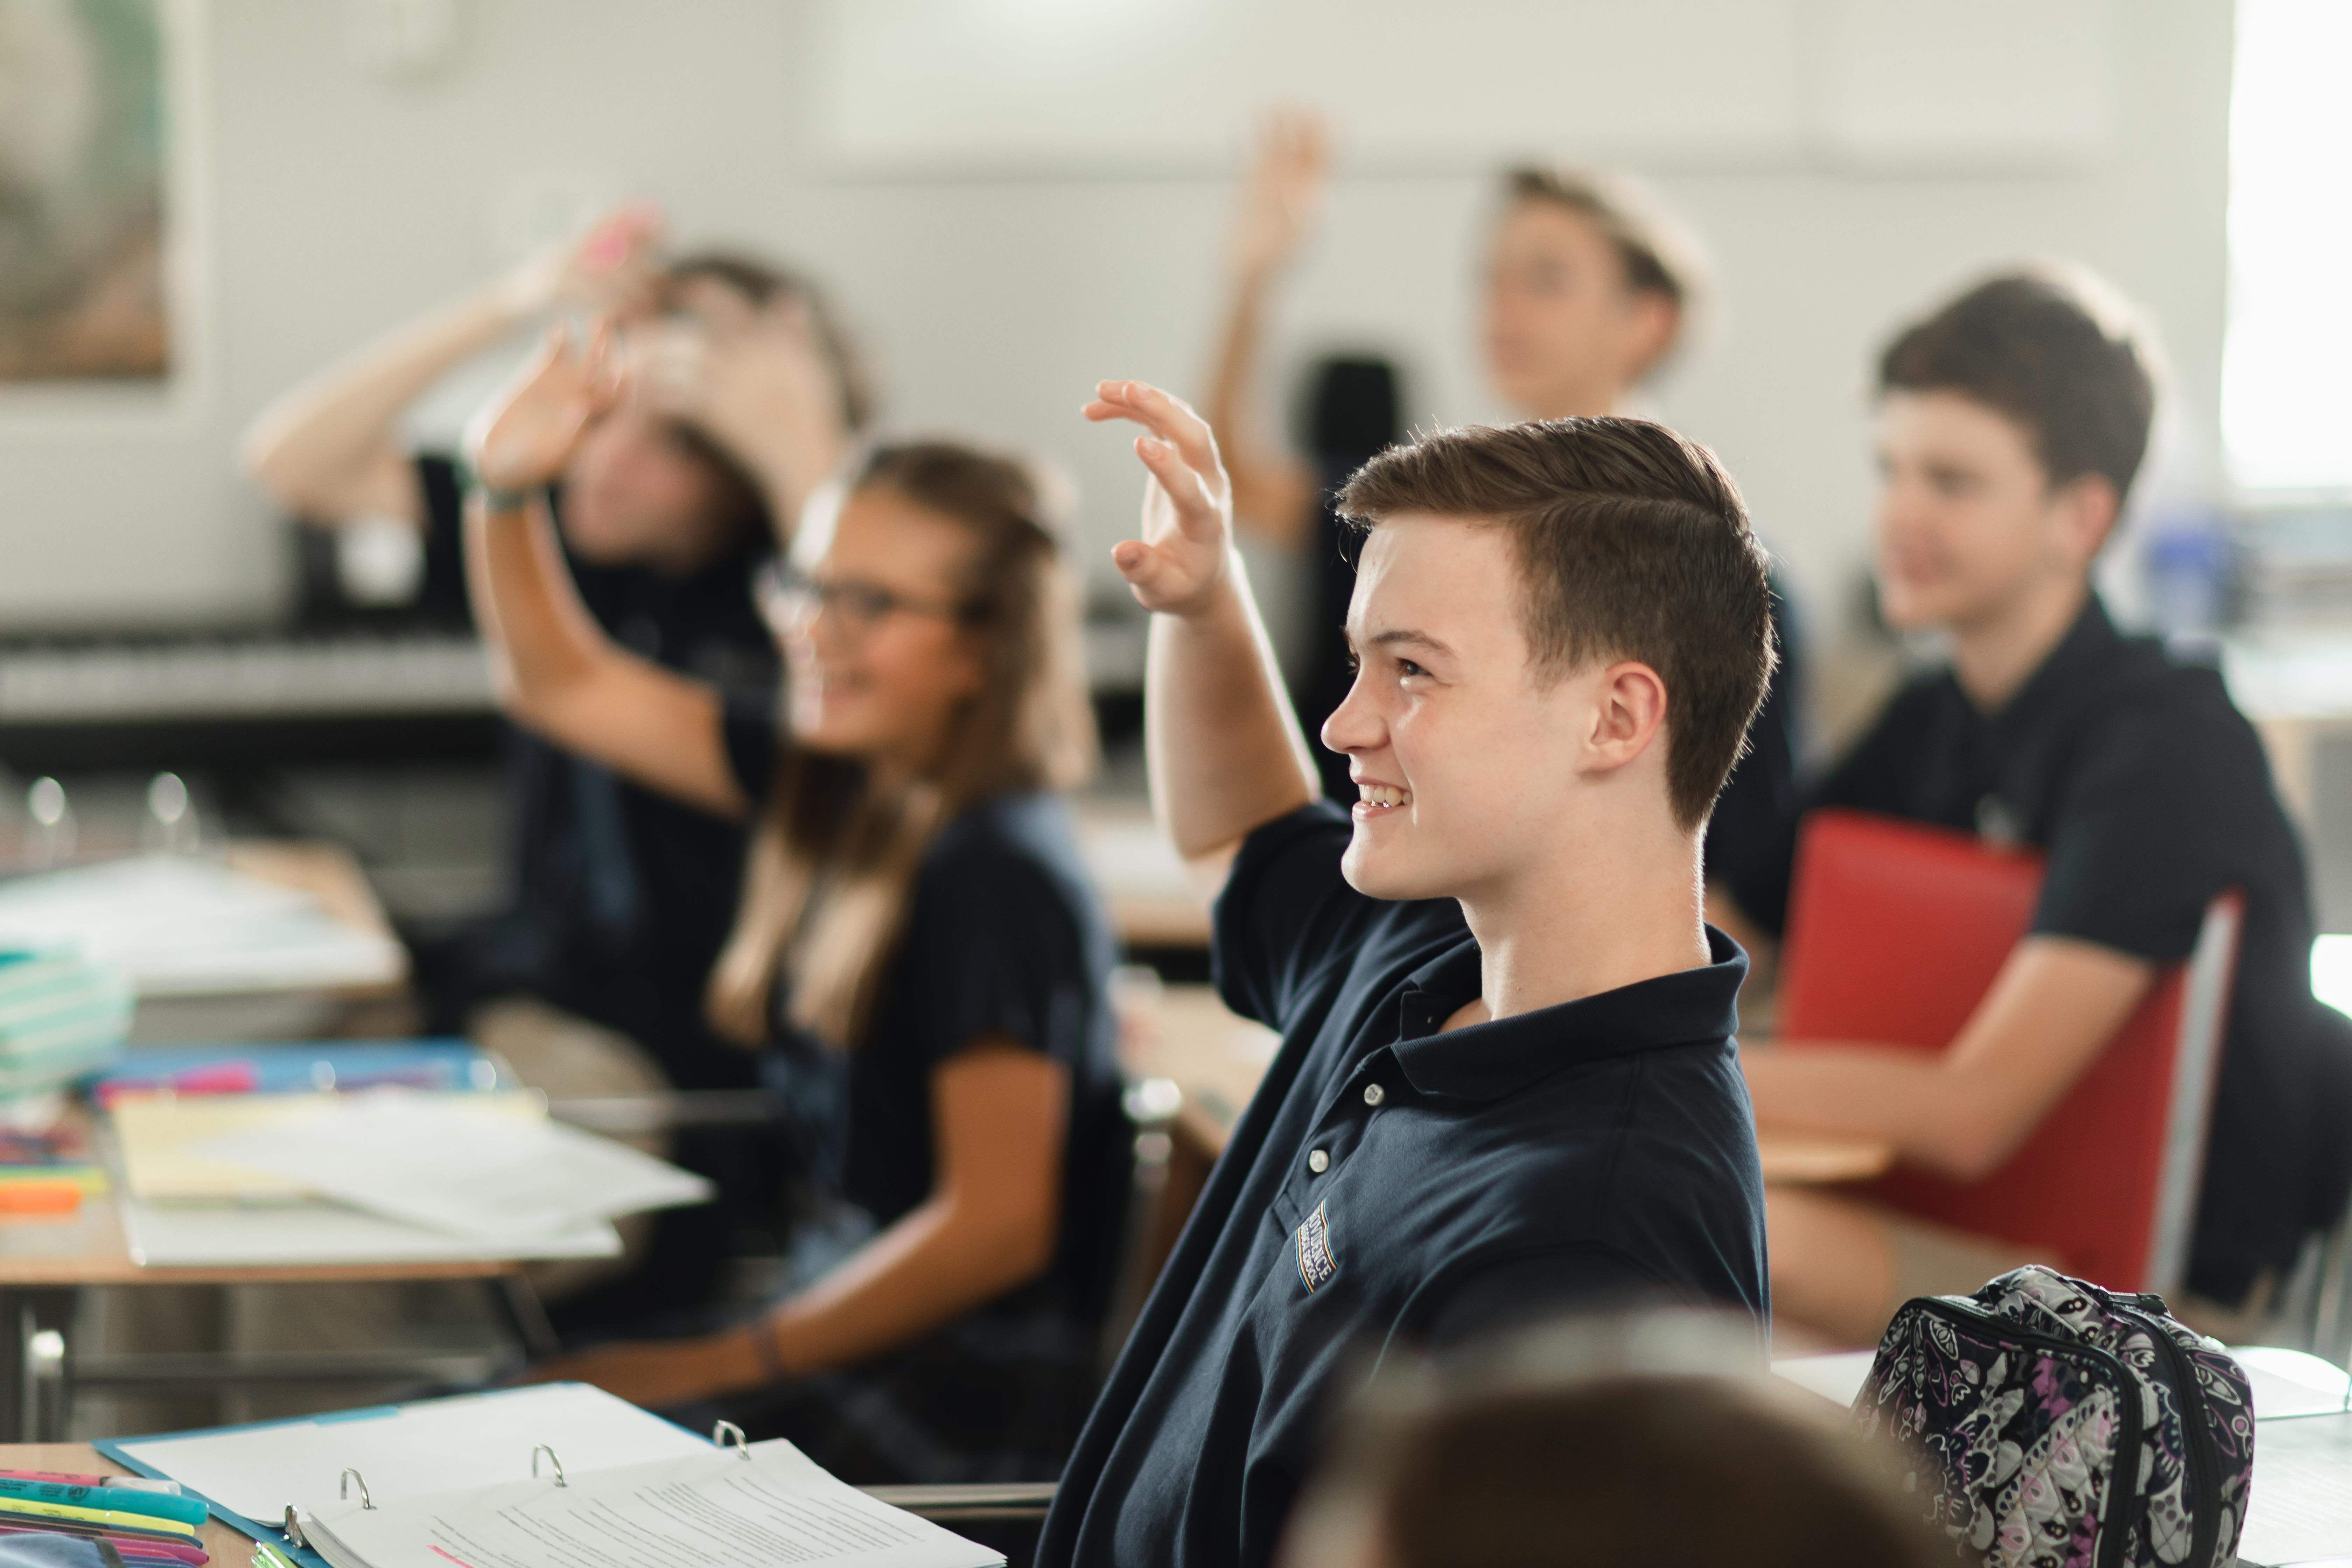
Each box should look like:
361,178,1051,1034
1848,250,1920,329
1280,1316,1939,1568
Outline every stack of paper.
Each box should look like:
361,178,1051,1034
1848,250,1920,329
108,1089,710,1268
0,855,402,998
0,950,132,1095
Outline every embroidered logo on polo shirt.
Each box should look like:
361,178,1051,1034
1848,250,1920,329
1296,1200,1338,1293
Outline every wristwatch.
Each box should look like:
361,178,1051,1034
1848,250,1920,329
470,482,538,515
458,459,538,514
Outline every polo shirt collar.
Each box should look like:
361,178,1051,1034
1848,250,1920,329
1390,928,1748,1102
1971,592,2123,736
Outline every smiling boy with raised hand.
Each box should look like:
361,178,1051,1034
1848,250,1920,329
1035,382,1776,1568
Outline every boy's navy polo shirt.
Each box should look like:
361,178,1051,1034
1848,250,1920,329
1728,594,2352,1306
1037,803,1768,1568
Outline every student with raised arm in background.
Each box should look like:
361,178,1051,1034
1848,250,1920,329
464,325,1130,1485
1199,121,1801,948
1740,270,2352,1347
240,215,866,1322
1034,381,1773,1568
241,211,865,1101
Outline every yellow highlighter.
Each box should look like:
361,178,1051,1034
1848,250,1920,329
0,1495,203,1539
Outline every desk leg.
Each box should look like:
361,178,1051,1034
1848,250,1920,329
0,1286,75,1442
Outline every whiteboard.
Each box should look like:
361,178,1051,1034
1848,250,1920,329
812,0,2117,174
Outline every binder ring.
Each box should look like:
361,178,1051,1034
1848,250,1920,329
283,1507,309,1547
339,1470,373,1510
713,1420,750,1459
532,1444,567,1486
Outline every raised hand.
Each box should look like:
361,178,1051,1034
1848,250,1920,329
1227,107,1330,284
498,202,665,321
637,296,848,528
1084,380,1236,619
465,322,621,494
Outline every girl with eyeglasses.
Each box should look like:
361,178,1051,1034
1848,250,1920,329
462,325,1129,1485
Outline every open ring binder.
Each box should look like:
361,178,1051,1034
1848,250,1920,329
97,1381,1004,1568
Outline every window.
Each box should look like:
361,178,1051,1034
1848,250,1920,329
2220,0,2352,495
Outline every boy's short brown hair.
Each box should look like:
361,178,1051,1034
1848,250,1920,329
1877,268,2158,502
1506,167,1706,317
1338,418,1774,832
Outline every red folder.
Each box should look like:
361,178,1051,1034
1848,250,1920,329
1774,810,2240,1293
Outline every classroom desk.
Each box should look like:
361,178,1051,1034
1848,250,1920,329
2223,632,2352,827
1071,797,1210,950
222,842,405,998
0,1192,547,1443
55,840,411,1044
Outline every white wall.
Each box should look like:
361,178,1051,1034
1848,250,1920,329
0,0,2234,642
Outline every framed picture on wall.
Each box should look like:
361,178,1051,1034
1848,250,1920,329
0,0,206,410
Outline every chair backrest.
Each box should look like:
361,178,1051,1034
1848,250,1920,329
1775,810,2243,1295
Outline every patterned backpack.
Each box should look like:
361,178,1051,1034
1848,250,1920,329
1850,1265,2254,1568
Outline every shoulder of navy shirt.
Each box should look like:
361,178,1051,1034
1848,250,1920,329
1037,801,1768,1568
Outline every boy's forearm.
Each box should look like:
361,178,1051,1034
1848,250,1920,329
1146,562,1321,863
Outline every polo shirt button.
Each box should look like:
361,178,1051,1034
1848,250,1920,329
1362,1084,1385,1107
1307,1149,1330,1174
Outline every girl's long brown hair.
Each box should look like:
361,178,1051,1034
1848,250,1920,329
705,442,1097,1047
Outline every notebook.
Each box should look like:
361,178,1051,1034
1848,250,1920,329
97,1385,997,1568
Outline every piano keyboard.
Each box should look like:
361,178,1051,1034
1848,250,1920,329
0,633,495,725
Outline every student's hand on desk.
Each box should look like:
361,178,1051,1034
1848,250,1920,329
467,321,623,493
520,1327,769,1408
1085,380,1237,619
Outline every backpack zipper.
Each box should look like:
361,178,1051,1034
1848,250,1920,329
2111,1294,2223,1568
1904,1298,2147,1568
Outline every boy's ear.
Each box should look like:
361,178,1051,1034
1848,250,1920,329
2054,472,2123,561
1583,659,1670,771
1623,292,1681,382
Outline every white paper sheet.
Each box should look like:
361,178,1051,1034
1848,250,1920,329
1772,1350,1876,1408
305,1440,999,1568
119,1196,620,1267
2236,1345,2352,1420
192,1090,712,1240
113,1384,712,1522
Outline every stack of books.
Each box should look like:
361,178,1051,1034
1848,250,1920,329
0,949,132,1097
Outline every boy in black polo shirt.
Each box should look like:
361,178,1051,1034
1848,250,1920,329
1729,270,2352,1346
1038,381,1775,1568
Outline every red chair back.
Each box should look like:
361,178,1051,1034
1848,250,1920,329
1774,810,2241,1294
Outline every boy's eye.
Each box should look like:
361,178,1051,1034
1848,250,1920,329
1397,659,1428,679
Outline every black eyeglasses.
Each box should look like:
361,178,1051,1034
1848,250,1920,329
755,560,974,638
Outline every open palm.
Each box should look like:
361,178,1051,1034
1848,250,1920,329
466,323,619,493
1084,379,1235,618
